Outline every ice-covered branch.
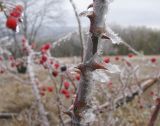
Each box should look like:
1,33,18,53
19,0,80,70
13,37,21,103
69,0,111,125
69,0,84,61
25,41,50,126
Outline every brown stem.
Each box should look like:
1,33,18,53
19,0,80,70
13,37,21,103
0,113,18,119
71,0,109,125
148,99,160,126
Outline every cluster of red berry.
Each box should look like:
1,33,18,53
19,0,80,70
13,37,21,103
150,57,156,63
60,74,80,99
6,5,23,31
104,54,158,65
39,85,54,96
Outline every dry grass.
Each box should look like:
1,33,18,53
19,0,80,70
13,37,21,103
0,55,160,126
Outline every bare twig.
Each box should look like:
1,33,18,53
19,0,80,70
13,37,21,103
0,112,18,119
69,0,84,61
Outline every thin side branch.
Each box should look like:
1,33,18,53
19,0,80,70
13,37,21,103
0,112,18,119
69,0,84,61
148,98,160,126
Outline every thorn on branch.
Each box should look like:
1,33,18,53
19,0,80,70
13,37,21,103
101,33,110,40
87,3,93,9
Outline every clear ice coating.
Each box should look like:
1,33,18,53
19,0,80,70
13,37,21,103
84,109,96,123
105,63,121,73
105,25,123,44
92,70,110,83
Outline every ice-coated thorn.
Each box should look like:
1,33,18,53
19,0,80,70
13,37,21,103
74,67,81,74
87,3,93,9
92,62,106,70
101,33,110,40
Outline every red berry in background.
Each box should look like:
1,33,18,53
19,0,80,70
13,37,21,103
40,86,46,92
64,81,70,89
40,60,44,64
75,74,80,81
150,91,155,96
60,89,70,98
43,43,51,50
65,93,70,99
54,63,60,69
40,48,46,54
61,89,68,95
126,61,132,67
40,55,47,64
115,56,120,61
128,53,134,58
47,86,54,92
9,56,14,61
10,5,23,18
6,16,17,31
52,70,58,77
40,91,45,96
104,57,110,63
15,5,23,13
40,43,51,53
10,10,21,18
150,58,156,63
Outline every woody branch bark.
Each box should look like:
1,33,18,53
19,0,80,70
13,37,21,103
71,0,109,125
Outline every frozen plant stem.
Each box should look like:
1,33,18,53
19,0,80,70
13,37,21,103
26,42,50,126
69,0,84,61
72,0,109,125
148,99,160,126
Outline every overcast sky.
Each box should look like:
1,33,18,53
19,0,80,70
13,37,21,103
63,0,160,29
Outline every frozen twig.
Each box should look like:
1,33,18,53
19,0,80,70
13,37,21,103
25,41,50,126
69,0,84,61
148,99,160,126
0,112,18,119
70,0,111,125
96,78,158,112
64,78,158,125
